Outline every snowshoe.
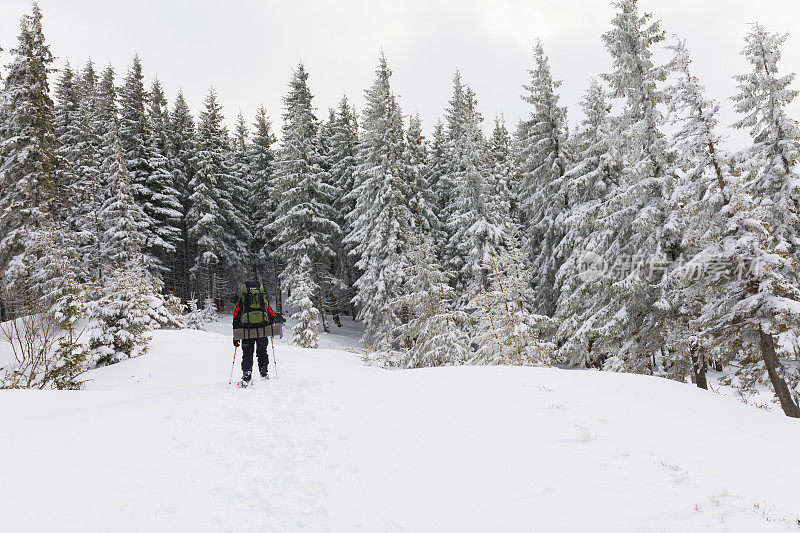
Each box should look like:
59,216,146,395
237,371,252,388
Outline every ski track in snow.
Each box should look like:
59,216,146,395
1,317,800,532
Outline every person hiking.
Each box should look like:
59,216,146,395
232,279,282,386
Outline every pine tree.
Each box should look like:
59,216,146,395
654,39,732,388
426,120,450,251
3,218,89,388
247,106,279,305
553,80,623,367
146,77,183,287
88,263,154,367
694,24,800,417
67,60,107,282
188,88,237,301
446,83,510,298
289,256,320,348
518,39,569,317
118,57,158,256
585,0,671,373
324,96,359,317
169,91,197,299
392,226,470,368
274,64,340,339
488,116,514,229
0,3,60,284
405,113,437,230
99,121,147,270
97,64,118,128
437,71,467,268
346,55,415,347
53,63,82,216
470,232,553,366
47,235,88,389
222,110,254,287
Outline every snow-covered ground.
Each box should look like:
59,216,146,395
2,317,800,532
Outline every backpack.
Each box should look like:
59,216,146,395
239,285,271,327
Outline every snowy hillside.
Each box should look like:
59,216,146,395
2,322,799,532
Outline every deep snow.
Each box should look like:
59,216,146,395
1,318,799,532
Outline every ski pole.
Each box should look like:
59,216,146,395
228,345,238,387
271,336,278,379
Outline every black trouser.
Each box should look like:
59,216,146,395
241,337,269,378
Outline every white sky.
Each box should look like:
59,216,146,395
1,0,799,149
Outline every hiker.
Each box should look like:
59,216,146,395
233,279,281,385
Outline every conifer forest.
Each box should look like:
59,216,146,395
2,0,800,422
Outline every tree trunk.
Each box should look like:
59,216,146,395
319,297,330,334
331,301,342,328
691,350,708,390
759,329,800,418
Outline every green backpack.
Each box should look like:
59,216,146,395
240,285,271,327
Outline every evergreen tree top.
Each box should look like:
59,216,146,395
171,90,195,132
601,0,667,112
233,110,248,152
197,88,228,144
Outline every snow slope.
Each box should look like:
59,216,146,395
2,320,799,532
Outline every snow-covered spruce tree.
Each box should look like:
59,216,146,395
218,110,253,291
446,83,510,299
48,239,89,389
247,106,278,301
188,88,236,301
99,121,147,270
66,61,107,282
169,91,197,300
470,232,553,366
689,25,800,417
88,263,154,367
391,225,470,368
101,136,180,322
652,39,733,388
324,96,359,318
118,58,157,255
552,80,623,368
230,110,255,271
0,3,60,284
405,114,436,230
0,218,89,389
10,219,82,313
274,64,340,339
316,109,346,328
587,0,671,373
90,121,168,364
517,39,569,317
289,255,320,348
53,63,81,208
346,55,416,348
184,297,207,331
146,77,183,291
118,56,182,279
24,221,88,387
425,120,448,240
436,71,467,269
488,116,515,231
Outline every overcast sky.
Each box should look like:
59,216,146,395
1,0,799,149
